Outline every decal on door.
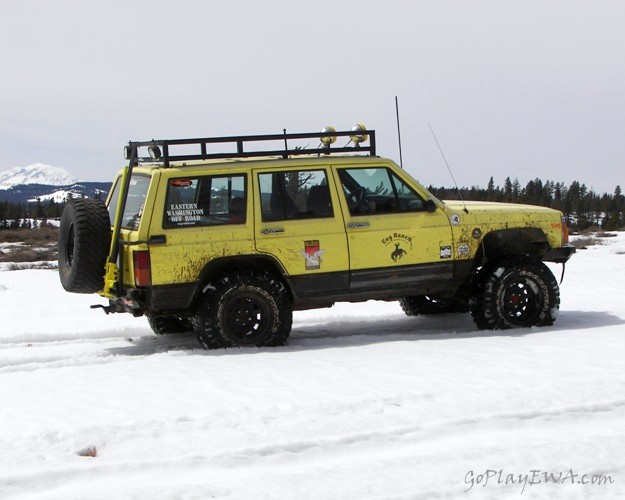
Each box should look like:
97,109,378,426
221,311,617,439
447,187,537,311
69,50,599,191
301,240,324,270
382,233,413,262
166,202,205,226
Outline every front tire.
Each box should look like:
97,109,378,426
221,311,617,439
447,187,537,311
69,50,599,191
470,257,560,330
192,270,292,349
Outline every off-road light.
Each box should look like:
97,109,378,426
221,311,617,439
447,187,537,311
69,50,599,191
148,145,162,160
320,126,337,147
350,124,368,145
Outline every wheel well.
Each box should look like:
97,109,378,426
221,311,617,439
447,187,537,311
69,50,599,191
196,255,292,299
478,228,550,265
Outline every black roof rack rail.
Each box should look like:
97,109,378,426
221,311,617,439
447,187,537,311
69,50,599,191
124,129,376,167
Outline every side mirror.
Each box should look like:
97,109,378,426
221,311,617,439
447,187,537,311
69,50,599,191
426,199,437,213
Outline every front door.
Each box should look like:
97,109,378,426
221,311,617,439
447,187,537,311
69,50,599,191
335,165,454,291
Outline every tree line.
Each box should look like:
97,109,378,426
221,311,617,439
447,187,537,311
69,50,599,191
1,178,624,231
428,177,624,230
0,199,65,229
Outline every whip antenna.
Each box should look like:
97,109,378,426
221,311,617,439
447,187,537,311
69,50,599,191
395,96,403,168
428,123,468,213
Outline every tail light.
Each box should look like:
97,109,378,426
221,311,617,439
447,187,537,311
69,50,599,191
561,216,569,245
133,250,151,287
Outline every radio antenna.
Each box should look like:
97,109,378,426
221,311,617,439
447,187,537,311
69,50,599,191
428,123,468,214
395,96,403,168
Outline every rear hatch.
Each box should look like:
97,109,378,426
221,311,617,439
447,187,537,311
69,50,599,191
106,170,158,289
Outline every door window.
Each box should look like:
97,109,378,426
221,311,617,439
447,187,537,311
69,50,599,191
163,174,246,228
258,170,333,221
107,174,151,229
338,167,427,216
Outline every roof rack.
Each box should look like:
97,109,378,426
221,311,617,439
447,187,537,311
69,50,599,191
124,129,376,167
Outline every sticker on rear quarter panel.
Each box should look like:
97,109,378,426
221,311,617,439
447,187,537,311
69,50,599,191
301,240,324,270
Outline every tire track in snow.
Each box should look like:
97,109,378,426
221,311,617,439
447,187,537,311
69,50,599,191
4,397,624,472
0,337,154,373
3,405,624,500
199,398,625,467
0,332,202,373
0,328,150,346
0,353,140,373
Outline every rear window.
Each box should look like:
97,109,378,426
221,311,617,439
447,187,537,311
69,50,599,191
163,174,247,228
107,174,151,229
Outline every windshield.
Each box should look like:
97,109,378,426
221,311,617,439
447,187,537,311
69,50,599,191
107,174,151,229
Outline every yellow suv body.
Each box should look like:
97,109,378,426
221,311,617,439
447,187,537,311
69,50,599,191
58,129,574,349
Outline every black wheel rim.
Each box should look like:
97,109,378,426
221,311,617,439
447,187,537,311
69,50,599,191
221,292,271,344
65,223,75,267
500,278,542,324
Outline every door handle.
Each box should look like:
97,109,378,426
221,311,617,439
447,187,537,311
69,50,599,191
347,222,370,229
261,228,285,235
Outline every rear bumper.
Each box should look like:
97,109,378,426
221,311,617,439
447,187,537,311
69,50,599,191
542,244,576,263
97,282,199,316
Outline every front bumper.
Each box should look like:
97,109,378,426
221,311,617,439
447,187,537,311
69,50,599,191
542,244,576,264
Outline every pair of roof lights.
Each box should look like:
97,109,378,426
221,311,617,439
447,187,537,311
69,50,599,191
320,123,368,148
123,144,161,161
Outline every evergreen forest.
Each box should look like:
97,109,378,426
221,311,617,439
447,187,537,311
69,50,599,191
1,177,624,231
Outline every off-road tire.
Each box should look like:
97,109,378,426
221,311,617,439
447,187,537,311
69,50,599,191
399,295,469,316
192,270,293,349
470,257,559,330
58,198,111,293
148,316,193,335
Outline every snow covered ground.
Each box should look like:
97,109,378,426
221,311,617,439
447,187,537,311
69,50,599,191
1,234,624,499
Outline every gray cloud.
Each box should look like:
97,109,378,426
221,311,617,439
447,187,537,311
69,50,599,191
1,0,623,193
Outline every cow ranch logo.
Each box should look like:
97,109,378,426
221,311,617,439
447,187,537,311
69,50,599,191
382,233,413,262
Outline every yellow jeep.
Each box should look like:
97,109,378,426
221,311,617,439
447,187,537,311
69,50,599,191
58,128,574,349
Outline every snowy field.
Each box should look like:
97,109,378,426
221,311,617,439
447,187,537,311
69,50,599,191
1,234,624,499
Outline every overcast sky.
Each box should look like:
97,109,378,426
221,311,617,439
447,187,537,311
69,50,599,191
1,0,624,193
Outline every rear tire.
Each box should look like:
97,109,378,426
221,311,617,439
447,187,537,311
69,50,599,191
148,316,193,335
470,257,559,330
399,295,468,316
58,198,111,293
192,270,292,349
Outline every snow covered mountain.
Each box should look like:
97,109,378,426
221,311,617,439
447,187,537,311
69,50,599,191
0,163,78,190
0,163,110,203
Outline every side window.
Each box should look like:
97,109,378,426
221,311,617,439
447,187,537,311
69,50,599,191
107,177,120,226
163,174,246,228
338,167,427,216
106,174,151,229
258,170,333,221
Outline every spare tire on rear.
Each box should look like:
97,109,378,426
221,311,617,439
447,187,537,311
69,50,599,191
58,198,111,293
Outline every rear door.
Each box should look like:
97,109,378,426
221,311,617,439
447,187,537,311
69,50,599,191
106,171,156,288
253,166,350,296
148,170,255,290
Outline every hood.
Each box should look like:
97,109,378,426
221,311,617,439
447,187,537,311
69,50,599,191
442,200,558,215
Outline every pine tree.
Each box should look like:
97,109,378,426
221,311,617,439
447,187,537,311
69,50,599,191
512,179,521,203
503,177,513,203
486,177,496,201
